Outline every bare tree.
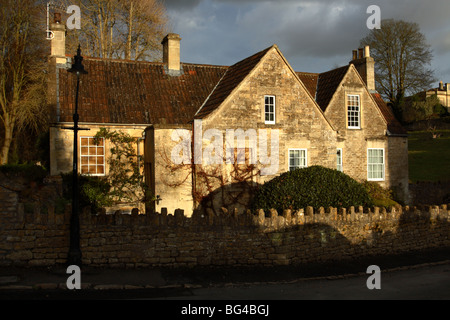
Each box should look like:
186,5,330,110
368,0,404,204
0,0,49,165
360,19,435,120
118,0,168,61
63,0,169,61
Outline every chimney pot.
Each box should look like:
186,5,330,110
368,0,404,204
352,50,358,60
358,48,363,59
364,46,370,58
439,81,444,90
54,12,61,24
50,17,66,64
162,33,182,74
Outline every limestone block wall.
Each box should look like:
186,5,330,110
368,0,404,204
50,124,147,176
1,183,449,268
144,125,194,216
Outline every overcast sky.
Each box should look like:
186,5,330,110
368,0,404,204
163,0,450,88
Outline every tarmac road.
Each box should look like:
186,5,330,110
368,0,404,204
1,260,449,301
176,261,450,300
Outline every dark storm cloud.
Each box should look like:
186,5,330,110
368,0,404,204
164,0,450,81
163,0,204,11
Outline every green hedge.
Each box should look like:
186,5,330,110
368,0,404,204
61,173,113,213
251,166,372,212
0,164,47,183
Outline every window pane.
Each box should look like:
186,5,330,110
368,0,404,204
347,95,360,128
81,138,89,146
368,149,384,180
264,96,275,123
289,149,307,170
80,136,105,176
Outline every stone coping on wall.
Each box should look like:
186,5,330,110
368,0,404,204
5,202,449,231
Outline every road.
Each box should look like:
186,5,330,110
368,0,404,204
174,261,450,300
1,261,448,304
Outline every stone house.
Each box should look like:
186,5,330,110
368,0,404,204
47,21,408,216
422,81,450,112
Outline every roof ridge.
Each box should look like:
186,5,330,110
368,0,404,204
319,64,349,76
195,68,229,118
82,57,230,69
194,45,274,119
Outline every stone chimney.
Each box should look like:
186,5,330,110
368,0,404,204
439,81,444,90
162,33,182,75
350,45,375,92
50,13,66,65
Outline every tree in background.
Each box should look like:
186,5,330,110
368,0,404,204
62,0,170,61
0,0,49,165
360,19,435,121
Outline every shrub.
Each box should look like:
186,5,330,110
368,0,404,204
363,181,399,208
251,166,372,212
61,173,113,213
0,163,47,184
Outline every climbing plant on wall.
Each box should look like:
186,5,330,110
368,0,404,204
94,128,146,205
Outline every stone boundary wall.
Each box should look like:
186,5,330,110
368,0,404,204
1,194,449,267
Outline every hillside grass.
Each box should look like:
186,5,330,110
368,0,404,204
408,130,450,182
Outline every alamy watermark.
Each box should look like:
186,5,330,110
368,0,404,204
66,5,81,30
171,119,280,176
66,265,81,289
367,5,381,30
366,265,381,289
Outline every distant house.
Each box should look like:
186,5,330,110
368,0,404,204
424,81,450,112
47,20,409,216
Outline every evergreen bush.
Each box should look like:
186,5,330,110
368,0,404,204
251,166,372,212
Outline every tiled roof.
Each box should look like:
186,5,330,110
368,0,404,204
371,93,407,135
58,59,228,125
315,66,349,111
194,46,273,119
56,48,405,136
296,72,319,99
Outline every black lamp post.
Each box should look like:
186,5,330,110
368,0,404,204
66,45,88,266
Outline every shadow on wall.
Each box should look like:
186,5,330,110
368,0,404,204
1,166,450,268
409,181,450,205
196,181,262,217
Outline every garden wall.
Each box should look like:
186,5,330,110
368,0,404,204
1,183,449,268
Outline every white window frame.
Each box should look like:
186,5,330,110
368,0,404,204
347,94,361,129
264,95,276,124
288,149,307,171
337,148,343,172
80,136,106,176
367,148,385,181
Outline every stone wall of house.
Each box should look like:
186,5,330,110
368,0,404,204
1,182,449,268
386,136,410,202
195,48,337,213
325,67,388,186
145,124,194,216
324,66,409,203
50,124,147,176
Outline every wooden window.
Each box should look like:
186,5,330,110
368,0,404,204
337,148,343,172
368,148,385,181
80,137,105,176
347,95,360,129
289,149,307,171
264,95,276,124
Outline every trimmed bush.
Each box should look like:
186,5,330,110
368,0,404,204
61,173,113,213
0,164,47,184
251,166,372,212
363,181,399,208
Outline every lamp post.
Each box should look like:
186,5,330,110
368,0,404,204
66,45,88,266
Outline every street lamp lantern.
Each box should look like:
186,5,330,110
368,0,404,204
68,45,88,75
65,45,89,267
